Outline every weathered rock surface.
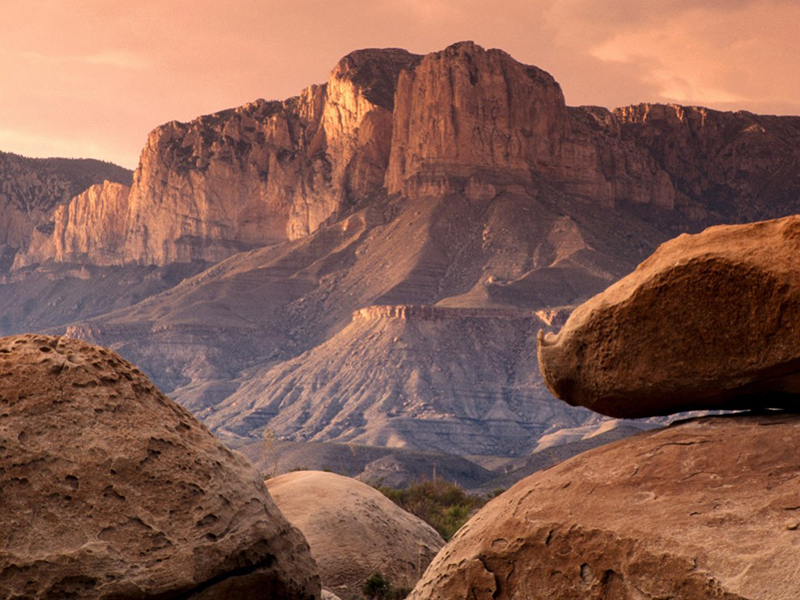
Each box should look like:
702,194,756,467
266,471,444,600
411,413,800,600
0,334,319,599
17,181,131,267
20,49,420,267
539,214,800,418
385,42,570,197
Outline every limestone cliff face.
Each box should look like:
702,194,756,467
386,42,570,197
18,181,131,267
121,91,331,264
383,43,680,212
18,42,800,268
106,49,417,266
614,103,800,221
0,152,131,254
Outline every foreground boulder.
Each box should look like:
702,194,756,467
266,471,444,600
411,413,800,599
538,215,800,417
0,334,319,599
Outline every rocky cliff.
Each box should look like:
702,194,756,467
17,42,800,268
18,181,131,267
0,151,130,257
20,49,421,266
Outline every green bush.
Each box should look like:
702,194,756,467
373,479,491,540
363,571,393,599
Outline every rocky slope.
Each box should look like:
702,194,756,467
66,187,660,452
209,305,595,456
411,413,800,599
0,334,319,599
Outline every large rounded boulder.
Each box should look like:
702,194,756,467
538,215,800,417
266,470,445,600
410,413,800,599
0,334,320,599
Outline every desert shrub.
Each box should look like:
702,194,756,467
363,571,392,599
373,479,489,540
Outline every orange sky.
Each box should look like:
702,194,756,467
2,0,798,169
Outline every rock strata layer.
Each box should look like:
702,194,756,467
0,334,319,599
411,413,800,600
266,471,444,600
538,214,800,418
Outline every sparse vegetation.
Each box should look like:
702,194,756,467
362,571,409,600
373,479,492,540
362,571,392,599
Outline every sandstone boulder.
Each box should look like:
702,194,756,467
538,215,800,417
0,334,319,599
266,470,444,600
411,413,800,599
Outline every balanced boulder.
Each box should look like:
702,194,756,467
538,215,800,417
0,334,320,599
266,470,444,600
410,413,800,599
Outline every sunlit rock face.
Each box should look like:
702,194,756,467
385,42,571,197
16,49,418,267
0,151,131,259
17,181,131,267
120,48,422,266
16,42,800,268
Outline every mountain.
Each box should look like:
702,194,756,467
4,42,800,457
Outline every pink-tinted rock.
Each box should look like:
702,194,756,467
0,334,320,599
